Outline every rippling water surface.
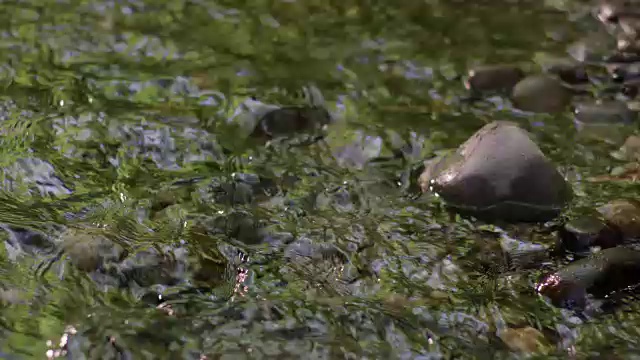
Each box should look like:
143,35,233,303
1,0,640,358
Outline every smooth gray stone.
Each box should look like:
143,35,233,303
421,121,572,223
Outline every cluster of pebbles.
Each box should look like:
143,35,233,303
461,0,640,143
418,0,640,317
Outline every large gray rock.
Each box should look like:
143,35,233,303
419,121,572,223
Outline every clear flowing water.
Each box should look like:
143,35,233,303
0,0,638,359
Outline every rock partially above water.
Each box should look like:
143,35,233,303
228,85,333,142
537,247,640,309
420,121,572,223
558,215,622,255
598,198,640,238
253,105,332,139
464,65,524,93
511,75,573,113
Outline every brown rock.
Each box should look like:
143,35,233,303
499,327,548,354
598,198,640,238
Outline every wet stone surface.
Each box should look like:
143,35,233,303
420,121,572,223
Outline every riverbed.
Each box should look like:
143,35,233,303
0,1,639,359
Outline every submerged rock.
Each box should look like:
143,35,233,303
536,55,589,85
498,327,548,354
197,173,283,207
613,135,640,161
420,121,572,223
574,101,636,125
464,65,524,93
2,226,56,255
567,33,617,63
536,247,640,309
61,228,125,272
118,247,189,287
573,101,635,144
150,190,180,212
253,106,332,140
511,75,573,113
211,210,268,245
228,85,333,142
488,230,550,271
